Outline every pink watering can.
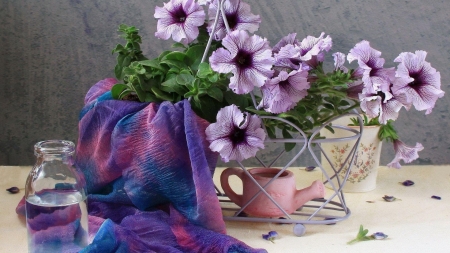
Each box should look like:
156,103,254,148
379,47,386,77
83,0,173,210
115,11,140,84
220,167,325,217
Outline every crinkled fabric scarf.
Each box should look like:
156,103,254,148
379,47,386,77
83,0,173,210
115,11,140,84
17,78,267,253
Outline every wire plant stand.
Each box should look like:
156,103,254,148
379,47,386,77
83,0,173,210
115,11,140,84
215,112,363,235
204,0,364,235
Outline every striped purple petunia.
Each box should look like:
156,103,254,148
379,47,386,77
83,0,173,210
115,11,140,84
205,105,265,162
207,0,261,40
348,40,396,94
154,0,205,44
260,69,310,114
209,30,274,94
387,140,424,169
392,50,444,114
358,76,405,124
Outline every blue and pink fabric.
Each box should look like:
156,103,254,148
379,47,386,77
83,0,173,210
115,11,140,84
17,78,266,253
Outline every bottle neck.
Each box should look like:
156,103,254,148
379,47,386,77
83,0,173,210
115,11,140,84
34,140,75,164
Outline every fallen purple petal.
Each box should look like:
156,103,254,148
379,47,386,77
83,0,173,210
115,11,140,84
371,232,388,240
382,195,397,202
400,180,415,186
262,231,278,243
305,166,316,172
6,187,20,194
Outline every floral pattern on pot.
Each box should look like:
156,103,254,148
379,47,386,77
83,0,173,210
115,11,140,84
331,142,379,183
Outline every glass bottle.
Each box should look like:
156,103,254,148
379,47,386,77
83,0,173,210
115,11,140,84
25,140,89,253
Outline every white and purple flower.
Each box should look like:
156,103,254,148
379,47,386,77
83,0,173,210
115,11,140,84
392,50,444,114
333,52,348,72
387,140,424,169
348,40,396,94
154,0,205,44
205,105,265,162
260,69,310,114
209,30,275,94
358,76,405,124
298,32,332,67
207,0,261,40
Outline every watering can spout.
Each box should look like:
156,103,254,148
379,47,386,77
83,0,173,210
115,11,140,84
293,180,326,210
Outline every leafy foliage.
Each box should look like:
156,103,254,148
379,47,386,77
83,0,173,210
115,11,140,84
110,24,249,123
110,24,360,142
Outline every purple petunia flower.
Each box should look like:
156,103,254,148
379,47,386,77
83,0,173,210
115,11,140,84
154,0,205,44
387,139,424,169
209,30,274,94
346,80,364,100
260,69,310,113
333,52,348,72
298,32,332,67
205,105,265,162
348,40,396,94
272,33,299,54
359,76,405,124
207,0,261,40
273,44,303,71
392,50,444,114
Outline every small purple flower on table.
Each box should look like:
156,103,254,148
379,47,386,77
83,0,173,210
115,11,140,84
154,0,205,44
205,105,265,162
207,0,261,40
209,30,274,94
400,180,415,186
262,231,278,243
260,69,310,114
387,140,424,169
392,50,445,115
371,232,388,240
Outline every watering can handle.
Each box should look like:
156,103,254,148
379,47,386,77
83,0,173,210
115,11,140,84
220,167,245,207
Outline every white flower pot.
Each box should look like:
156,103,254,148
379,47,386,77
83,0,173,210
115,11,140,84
320,116,382,193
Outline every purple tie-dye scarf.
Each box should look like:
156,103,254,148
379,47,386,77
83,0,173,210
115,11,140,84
17,78,267,253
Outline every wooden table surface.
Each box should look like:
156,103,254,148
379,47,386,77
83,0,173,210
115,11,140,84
1,165,450,252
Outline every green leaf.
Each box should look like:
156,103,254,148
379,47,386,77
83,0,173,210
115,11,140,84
114,64,123,80
185,45,206,71
160,59,188,70
176,74,195,85
122,56,131,68
158,51,172,61
339,100,350,106
112,44,125,54
323,103,335,110
151,86,174,101
111,83,128,99
324,124,334,134
161,77,188,95
282,128,296,152
207,86,223,102
197,62,212,78
161,51,186,62
139,59,165,71
245,107,273,116
171,42,186,49
208,73,219,83
266,125,276,139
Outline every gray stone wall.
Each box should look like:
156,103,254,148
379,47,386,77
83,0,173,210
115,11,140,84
1,0,449,166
